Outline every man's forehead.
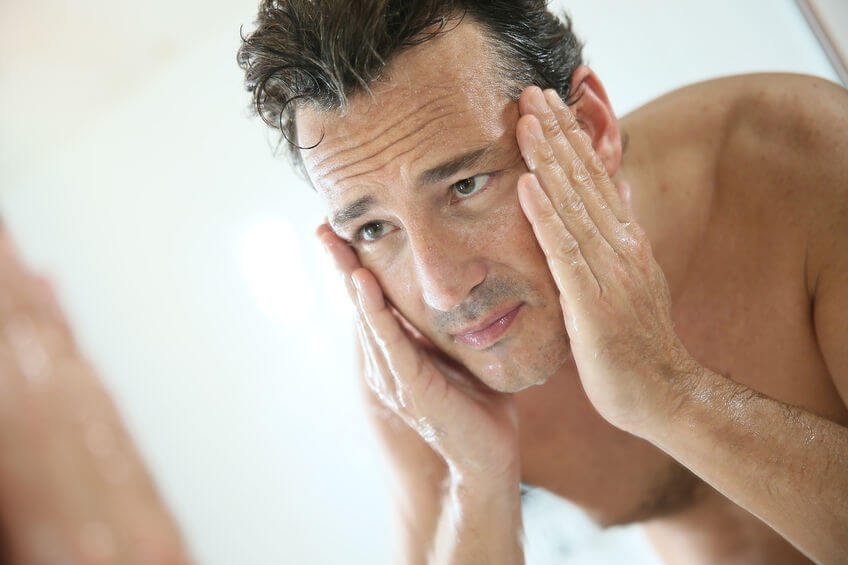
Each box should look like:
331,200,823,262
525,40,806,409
302,102,511,211
298,86,471,176
296,19,508,184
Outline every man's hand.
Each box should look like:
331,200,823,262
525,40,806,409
317,224,525,564
513,86,700,434
513,86,848,562
0,226,189,564
316,224,520,482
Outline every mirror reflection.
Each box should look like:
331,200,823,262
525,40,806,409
1,1,846,563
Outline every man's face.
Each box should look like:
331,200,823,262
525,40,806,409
298,20,570,392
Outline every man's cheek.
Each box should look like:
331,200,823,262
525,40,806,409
369,258,428,328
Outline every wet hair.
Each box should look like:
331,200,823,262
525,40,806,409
237,0,585,178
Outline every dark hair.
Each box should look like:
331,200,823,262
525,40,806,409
237,0,584,179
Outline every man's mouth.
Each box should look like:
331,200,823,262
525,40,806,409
451,303,524,350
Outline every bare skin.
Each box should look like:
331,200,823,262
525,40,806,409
309,18,848,565
1,15,845,565
0,230,191,564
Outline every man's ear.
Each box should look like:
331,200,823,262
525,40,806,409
567,65,623,178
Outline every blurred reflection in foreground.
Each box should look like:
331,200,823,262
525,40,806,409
0,224,190,564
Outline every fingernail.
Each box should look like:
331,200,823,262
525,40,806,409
318,234,333,257
319,236,345,275
529,87,548,114
528,117,545,142
518,174,545,216
544,89,564,110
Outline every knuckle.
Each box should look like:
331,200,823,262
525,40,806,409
540,204,563,230
607,261,628,281
566,196,586,216
541,113,561,137
537,145,558,169
630,223,651,250
558,103,578,127
616,222,644,252
626,221,648,240
581,221,600,242
571,158,591,186
553,236,581,263
626,226,654,261
573,127,593,148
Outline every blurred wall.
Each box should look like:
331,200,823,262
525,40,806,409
0,1,838,563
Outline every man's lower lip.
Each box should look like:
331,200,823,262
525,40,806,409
454,305,523,350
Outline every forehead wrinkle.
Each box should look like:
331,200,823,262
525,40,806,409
332,139,424,189
320,104,470,188
308,90,459,177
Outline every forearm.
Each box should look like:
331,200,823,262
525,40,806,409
431,468,525,565
644,365,848,563
390,479,445,565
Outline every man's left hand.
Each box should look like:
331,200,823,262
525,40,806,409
514,86,701,435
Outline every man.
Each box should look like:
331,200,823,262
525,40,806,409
237,1,848,563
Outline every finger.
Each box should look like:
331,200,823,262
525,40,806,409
517,112,616,268
317,223,360,276
352,268,429,413
542,88,632,224
355,316,398,411
520,87,622,244
388,304,437,351
517,172,600,307
317,223,365,310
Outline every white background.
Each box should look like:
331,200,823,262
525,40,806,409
0,1,838,563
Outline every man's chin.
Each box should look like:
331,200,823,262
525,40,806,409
470,345,571,393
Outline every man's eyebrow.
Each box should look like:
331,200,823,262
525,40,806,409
331,145,496,229
331,195,376,228
418,145,495,185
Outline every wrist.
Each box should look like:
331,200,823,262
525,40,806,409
636,352,707,444
448,457,520,487
447,461,522,504
435,464,525,565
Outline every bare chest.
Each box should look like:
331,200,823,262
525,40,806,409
658,163,844,421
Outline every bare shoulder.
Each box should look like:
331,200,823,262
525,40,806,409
625,72,848,291
651,74,848,401
717,73,848,291
724,72,848,181
620,73,846,237
719,72,848,194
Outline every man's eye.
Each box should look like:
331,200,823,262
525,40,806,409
357,221,394,242
452,174,492,199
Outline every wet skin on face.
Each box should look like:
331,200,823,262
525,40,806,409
297,21,571,392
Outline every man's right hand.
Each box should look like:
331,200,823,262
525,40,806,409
316,223,520,484
318,223,527,564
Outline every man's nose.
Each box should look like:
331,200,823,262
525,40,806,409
407,228,486,312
